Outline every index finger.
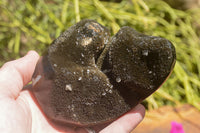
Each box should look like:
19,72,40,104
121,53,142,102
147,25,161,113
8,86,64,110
100,104,145,133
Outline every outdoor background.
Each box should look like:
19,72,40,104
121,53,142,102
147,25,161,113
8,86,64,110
0,0,200,110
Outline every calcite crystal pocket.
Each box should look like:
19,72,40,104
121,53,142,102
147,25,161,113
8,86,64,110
30,19,176,126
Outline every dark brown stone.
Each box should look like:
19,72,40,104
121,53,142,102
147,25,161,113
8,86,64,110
30,19,176,127
102,27,176,107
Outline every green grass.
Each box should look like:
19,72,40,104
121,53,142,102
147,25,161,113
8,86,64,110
0,0,200,110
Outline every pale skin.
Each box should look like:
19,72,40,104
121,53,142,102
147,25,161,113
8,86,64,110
0,51,145,133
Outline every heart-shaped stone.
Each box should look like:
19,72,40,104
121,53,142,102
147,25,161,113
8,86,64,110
102,27,176,107
30,19,176,127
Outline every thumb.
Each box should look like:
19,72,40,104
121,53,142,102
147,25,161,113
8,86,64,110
0,51,39,99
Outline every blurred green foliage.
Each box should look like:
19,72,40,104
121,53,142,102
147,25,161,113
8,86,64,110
0,0,200,109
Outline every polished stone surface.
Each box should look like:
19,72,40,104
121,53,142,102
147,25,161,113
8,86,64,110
30,19,176,126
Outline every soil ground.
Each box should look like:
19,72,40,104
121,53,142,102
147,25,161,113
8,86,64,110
134,104,200,133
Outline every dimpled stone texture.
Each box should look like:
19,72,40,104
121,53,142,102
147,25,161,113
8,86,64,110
31,20,130,126
103,26,176,107
30,20,176,127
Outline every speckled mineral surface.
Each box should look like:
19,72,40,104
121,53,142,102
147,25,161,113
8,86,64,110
30,19,176,127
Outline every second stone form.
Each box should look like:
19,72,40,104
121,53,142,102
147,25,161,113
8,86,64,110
30,19,176,126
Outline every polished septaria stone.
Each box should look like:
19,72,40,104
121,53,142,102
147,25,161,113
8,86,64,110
30,19,176,127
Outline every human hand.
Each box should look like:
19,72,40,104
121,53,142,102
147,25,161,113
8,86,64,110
0,51,145,133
